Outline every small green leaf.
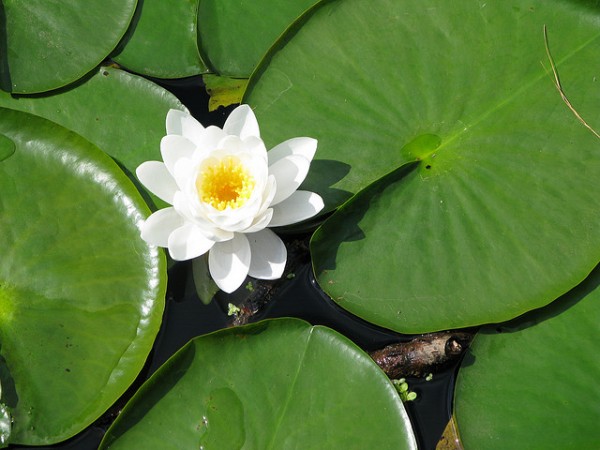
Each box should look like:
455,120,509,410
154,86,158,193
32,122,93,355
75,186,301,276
227,303,241,316
202,74,248,111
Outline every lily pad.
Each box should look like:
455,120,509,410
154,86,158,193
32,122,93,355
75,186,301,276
197,0,318,77
246,0,600,332
1,0,137,93
0,108,166,444
0,66,185,208
113,0,207,78
454,264,600,448
100,318,417,449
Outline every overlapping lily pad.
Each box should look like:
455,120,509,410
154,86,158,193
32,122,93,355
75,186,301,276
0,108,166,444
197,0,318,76
1,0,137,93
113,0,207,78
454,265,600,448
100,318,417,449
245,0,600,332
0,66,185,208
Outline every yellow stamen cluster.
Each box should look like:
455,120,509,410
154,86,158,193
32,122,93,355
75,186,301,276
196,156,256,211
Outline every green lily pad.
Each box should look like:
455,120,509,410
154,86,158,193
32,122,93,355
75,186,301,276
454,264,600,448
0,66,185,208
245,0,600,211
1,0,137,93
246,0,600,332
113,0,207,78
0,108,166,444
100,318,417,449
197,0,318,77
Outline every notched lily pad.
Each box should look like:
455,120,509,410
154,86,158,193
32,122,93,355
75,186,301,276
100,318,417,449
248,0,600,333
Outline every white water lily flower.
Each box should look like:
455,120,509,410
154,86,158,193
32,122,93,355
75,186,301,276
136,105,324,293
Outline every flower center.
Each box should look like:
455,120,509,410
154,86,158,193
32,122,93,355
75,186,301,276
196,156,256,211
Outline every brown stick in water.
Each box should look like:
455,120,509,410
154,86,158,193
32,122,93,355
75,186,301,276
369,331,474,378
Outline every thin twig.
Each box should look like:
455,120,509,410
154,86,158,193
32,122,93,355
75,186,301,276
542,25,600,139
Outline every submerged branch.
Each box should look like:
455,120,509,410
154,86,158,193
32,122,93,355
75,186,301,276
369,331,474,378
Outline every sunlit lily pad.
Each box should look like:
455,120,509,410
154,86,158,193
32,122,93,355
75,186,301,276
246,0,600,332
1,0,137,93
0,66,185,208
113,0,207,78
0,108,166,444
197,0,318,77
454,265,600,448
100,318,417,449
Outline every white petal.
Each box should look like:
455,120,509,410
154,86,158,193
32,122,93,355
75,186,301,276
171,192,235,242
173,158,196,192
257,175,277,215
243,208,273,233
215,134,244,154
269,191,324,227
223,105,260,140
247,229,286,280
243,136,268,161
167,224,215,261
207,208,256,232
194,226,235,243
160,135,197,176
136,161,178,204
166,109,204,144
172,190,197,222
269,155,310,205
140,207,184,247
196,126,227,154
209,234,251,293
268,137,317,166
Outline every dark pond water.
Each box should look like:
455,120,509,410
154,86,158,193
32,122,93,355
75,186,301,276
9,76,459,450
